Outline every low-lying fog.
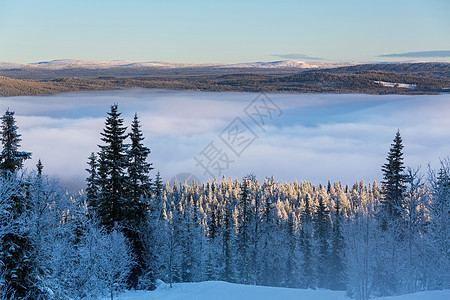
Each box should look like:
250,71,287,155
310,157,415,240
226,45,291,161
1,89,449,191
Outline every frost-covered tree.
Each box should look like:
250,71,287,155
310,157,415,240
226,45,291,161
0,174,37,299
427,160,450,289
236,177,253,284
314,194,330,288
0,110,45,299
259,184,277,286
0,110,31,174
345,191,378,300
400,168,429,293
283,208,298,288
299,193,315,288
154,171,163,199
221,191,235,282
205,203,221,281
85,152,99,213
162,208,183,288
328,195,346,290
102,229,136,300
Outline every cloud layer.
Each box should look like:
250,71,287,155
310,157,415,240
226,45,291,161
378,50,450,58
1,89,449,190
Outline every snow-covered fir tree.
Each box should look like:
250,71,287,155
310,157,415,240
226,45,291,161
95,104,129,230
328,194,346,290
314,194,331,288
299,193,315,289
0,110,31,174
0,109,44,299
380,130,406,227
124,113,153,288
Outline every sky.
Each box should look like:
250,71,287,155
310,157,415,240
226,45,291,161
0,90,449,191
0,0,449,63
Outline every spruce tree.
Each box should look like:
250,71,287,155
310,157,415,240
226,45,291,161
36,159,43,176
222,197,235,282
154,171,163,199
284,210,298,288
126,113,153,213
300,193,315,288
180,200,199,283
260,189,277,286
96,104,129,230
87,107,157,289
236,177,252,284
0,110,31,175
381,130,406,227
124,114,153,288
328,196,346,290
86,152,99,212
0,109,44,298
151,171,164,220
205,207,220,281
429,163,450,289
315,195,330,288
208,209,218,240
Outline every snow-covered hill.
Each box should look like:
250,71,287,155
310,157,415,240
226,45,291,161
0,59,221,70
107,281,450,300
0,59,357,70
216,60,359,69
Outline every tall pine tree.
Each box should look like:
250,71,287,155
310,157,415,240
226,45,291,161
85,152,99,214
125,114,154,289
0,110,31,175
380,130,406,228
236,177,252,284
87,107,156,289
0,109,44,299
96,104,129,230
300,193,315,288
315,195,330,288
328,196,346,290
126,113,153,213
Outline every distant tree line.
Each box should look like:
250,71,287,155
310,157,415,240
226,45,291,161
0,106,448,300
1,68,449,97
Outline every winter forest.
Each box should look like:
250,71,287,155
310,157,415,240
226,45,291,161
0,104,449,300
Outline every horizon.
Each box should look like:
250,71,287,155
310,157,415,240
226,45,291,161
1,58,449,68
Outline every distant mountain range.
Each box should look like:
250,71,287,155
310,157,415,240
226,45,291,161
0,60,448,96
0,59,220,70
0,59,358,70
0,59,364,80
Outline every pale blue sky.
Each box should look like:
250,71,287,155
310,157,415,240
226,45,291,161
1,0,449,63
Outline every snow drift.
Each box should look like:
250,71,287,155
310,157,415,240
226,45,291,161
108,281,450,300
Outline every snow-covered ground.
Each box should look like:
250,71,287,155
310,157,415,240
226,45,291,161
374,80,417,89
376,290,450,300
107,281,450,300
110,281,348,300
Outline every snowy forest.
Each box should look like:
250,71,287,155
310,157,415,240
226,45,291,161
0,104,449,300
